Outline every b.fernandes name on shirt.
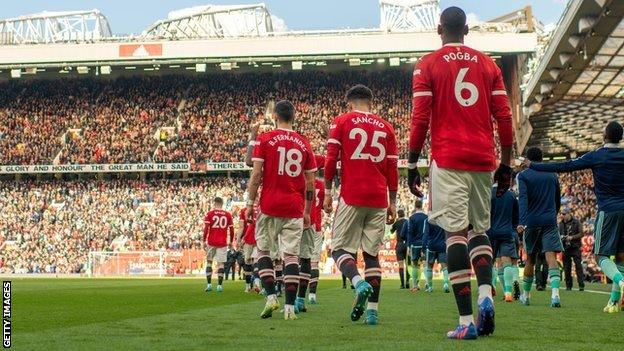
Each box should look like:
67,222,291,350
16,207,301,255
442,51,478,63
351,116,385,129
268,133,308,151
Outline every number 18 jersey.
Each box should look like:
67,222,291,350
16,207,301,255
252,128,317,218
325,110,399,209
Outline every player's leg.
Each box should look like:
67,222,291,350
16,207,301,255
296,228,313,312
511,235,522,300
429,163,476,339
398,259,405,289
331,198,371,321
205,246,215,292
243,244,254,292
424,251,434,292
217,262,225,292
308,231,323,304
596,211,624,311
280,217,304,320
405,253,411,289
409,246,421,290
500,256,513,302
361,207,386,325
521,228,538,305
255,214,280,318
496,259,504,293
466,170,497,336
542,225,564,307
342,273,348,289
274,259,283,297
439,253,449,293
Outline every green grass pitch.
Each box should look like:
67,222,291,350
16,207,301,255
10,278,622,350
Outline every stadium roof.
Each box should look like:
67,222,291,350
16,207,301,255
524,0,624,156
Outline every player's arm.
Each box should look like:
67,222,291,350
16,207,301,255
512,197,519,229
529,151,595,173
517,174,528,228
227,213,235,246
303,147,318,228
408,58,432,196
324,119,341,214
489,64,515,196
202,215,210,248
386,125,399,223
237,214,246,242
244,122,261,168
246,161,263,214
555,177,561,214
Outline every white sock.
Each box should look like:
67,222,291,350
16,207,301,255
459,314,474,327
477,284,492,304
367,302,378,311
551,288,560,298
522,291,530,299
351,275,363,287
308,293,316,300
267,294,277,304
284,304,294,313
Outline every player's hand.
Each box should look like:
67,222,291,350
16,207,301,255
493,163,513,197
386,203,397,224
516,226,525,234
249,121,261,140
523,158,532,168
323,194,333,214
245,205,254,223
408,167,423,197
303,213,311,229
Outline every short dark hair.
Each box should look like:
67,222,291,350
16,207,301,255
605,121,623,143
440,7,467,35
214,197,223,205
414,198,423,210
274,100,295,122
345,84,373,102
526,147,543,162
398,209,405,218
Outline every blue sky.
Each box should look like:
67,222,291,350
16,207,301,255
3,0,568,35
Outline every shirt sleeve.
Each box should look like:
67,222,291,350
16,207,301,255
490,63,514,147
410,57,433,152
203,213,211,242
517,174,528,226
385,124,399,192
325,118,342,184
530,151,595,173
251,135,265,163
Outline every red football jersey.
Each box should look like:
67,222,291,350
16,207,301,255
325,110,399,208
410,43,513,172
313,179,325,232
203,209,234,247
243,204,260,245
252,128,317,218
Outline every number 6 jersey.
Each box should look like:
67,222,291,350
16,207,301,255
252,128,317,218
325,110,399,209
410,43,514,172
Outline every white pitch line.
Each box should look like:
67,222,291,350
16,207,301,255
582,289,610,295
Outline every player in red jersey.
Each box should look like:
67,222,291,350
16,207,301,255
296,154,326,312
408,7,514,340
239,201,261,293
246,100,316,320
203,197,234,292
308,154,326,305
324,85,399,326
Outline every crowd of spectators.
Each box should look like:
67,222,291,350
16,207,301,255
1,70,431,167
0,177,246,274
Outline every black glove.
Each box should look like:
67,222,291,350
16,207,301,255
493,164,513,197
408,167,423,197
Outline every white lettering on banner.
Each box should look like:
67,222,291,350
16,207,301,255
0,163,190,174
206,162,252,171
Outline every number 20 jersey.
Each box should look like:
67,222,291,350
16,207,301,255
410,43,513,172
252,128,317,218
325,110,399,209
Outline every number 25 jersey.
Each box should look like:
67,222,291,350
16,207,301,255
410,43,513,172
325,110,399,209
252,128,317,218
